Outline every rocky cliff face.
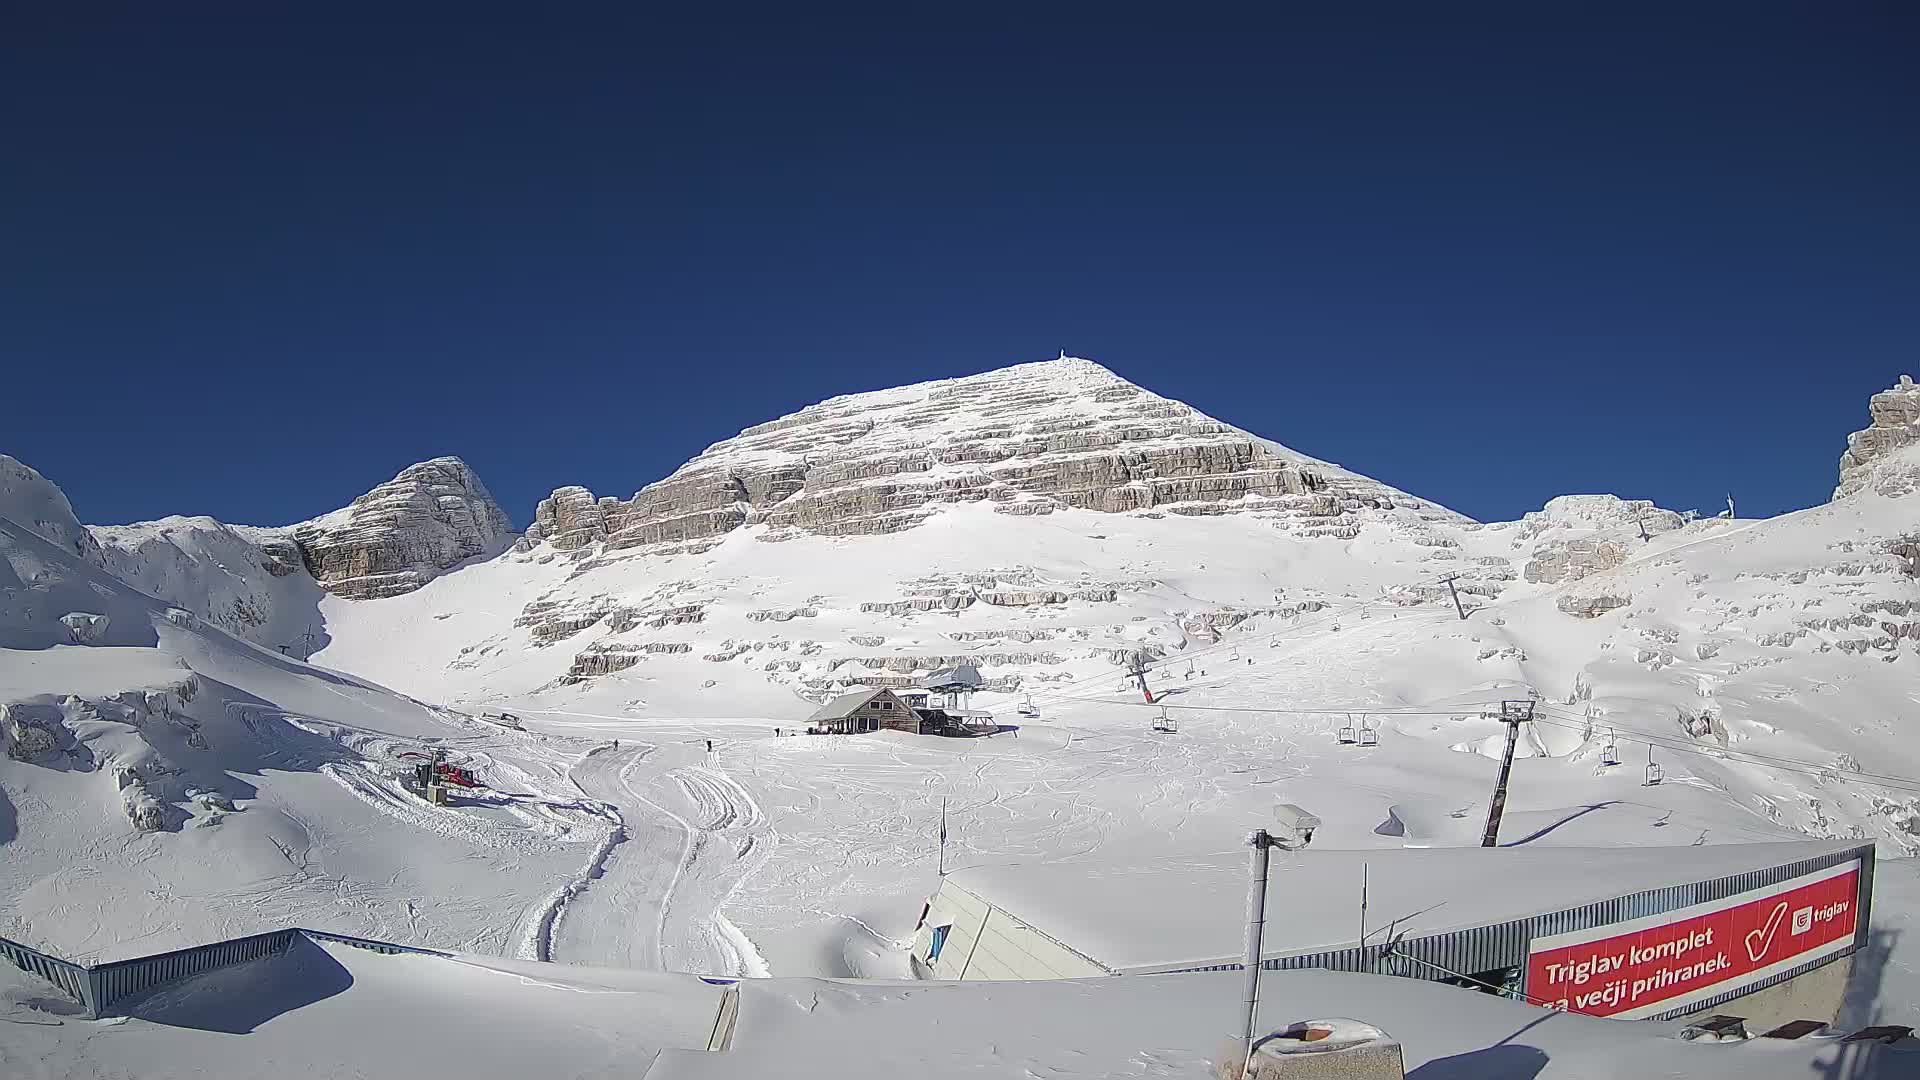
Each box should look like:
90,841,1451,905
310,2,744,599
520,357,1465,558
292,457,515,599
1836,375,1920,500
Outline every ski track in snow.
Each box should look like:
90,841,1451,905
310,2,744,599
228,701,630,961
545,740,775,976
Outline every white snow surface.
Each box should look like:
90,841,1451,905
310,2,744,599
4,940,1910,1079
4,361,1920,1075
945,841,1862,972
0,939,726,1080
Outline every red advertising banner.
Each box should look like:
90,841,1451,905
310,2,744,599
1527,860,1860,1019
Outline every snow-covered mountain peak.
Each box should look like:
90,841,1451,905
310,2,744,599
0,454,104,566
1835,374,1920,500
291,456,515,599
519,356,1465,560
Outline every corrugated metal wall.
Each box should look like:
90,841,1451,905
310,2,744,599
0,927,453,1018
2,844,1880,1022
89,929,299,1015
0,934,96,1014
1148,843,1875,1022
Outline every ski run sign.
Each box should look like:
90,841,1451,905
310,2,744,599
1526,859,1861,1018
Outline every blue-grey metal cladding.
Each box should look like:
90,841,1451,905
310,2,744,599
0,933,97,1014
297,927,448,957
1148,843,1875,1021
89,928,299,1016
0,926,452,1019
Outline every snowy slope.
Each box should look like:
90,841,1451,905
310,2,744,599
91,515,329,652
5,362,1918,1034
0,496,616,964
287,365,1920,989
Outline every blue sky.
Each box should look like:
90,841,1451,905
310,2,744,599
3,5,1914,527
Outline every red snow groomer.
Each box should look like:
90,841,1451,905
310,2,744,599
401,751,486,796
431,761,484,789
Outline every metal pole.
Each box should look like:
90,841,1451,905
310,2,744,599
1239,829,1274,1077
1480,700,1532,848
1442,574,1468,621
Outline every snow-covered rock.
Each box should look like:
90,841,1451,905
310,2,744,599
1835,374,1920,499
58,611,110,643
293,456,516,599
0,455,104,565
92,515,326,648
519,357,1465,558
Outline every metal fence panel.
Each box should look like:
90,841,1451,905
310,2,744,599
1148,843,1875,1022
0,933,97,1015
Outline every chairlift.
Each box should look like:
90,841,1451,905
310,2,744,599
1357,718,1379,748
1185,661,1196,678
1600,730,1620,768
1152,706,1178,734
1017,694,1039,719
1644,746,1665,787
1230,645,1241,660
1337,714,1359,745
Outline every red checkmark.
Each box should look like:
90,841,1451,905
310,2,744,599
1745,902,1789,962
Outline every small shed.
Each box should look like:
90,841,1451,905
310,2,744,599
806,688,921,735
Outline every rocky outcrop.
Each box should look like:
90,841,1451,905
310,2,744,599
1558,592,1632,618
1525,538,1629,585
522,486,612,551
518,358,1464,555
3,705,60,761
561,640,695,683
59,612,110,643
293,457,515,599
1836,375,1920,499
747,607,818,623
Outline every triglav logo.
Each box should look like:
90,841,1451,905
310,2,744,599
1792,906,1814,936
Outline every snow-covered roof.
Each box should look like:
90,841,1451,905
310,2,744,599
805,688,889,723
942,841,1861,973
651,965,1905,1080
13,936,1901,1079
920,664,983,690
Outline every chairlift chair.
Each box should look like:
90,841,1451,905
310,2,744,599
1337,715,1358,745
1357,720,1379,748
1600,730,1620,767
1645,747,1664,786
1017,694,1039,719
1152,706,1177,734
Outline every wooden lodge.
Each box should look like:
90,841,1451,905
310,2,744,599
805,688,923,735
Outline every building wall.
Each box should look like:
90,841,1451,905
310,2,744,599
911,845,1873,1027
823,691,918,734
911,881,1108,981
1676,954,1853,1031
